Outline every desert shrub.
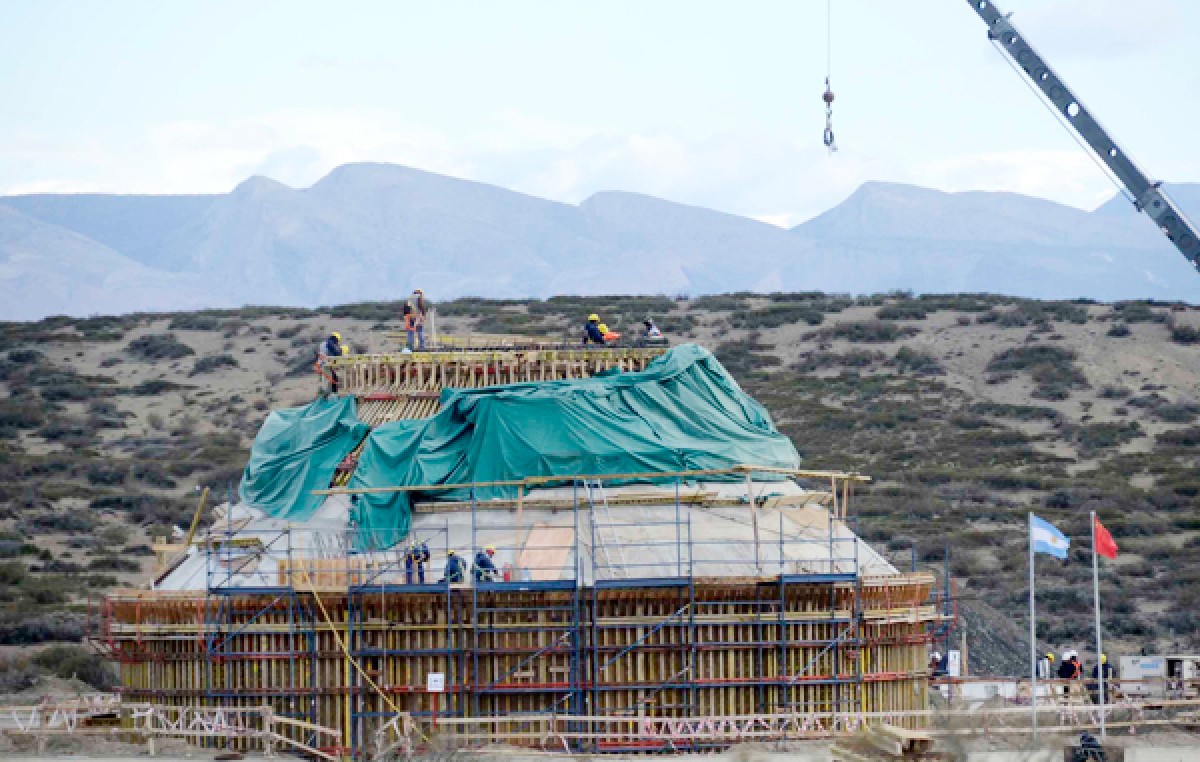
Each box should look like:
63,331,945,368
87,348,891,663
30,511,98,533
731,305,824,329
0,561,27,585
1158,427,1200,448
275,323,306,339
1170,323,1200,345
7,348,44,364
124,379,193,396
130,461,178,488
32,644,116,690
39,416,96,445
85,462,127,486
0,609,84,644
1155,403,1200,424
87,556,141,573
33,367,116,402
1106,323,1131,338
889,347,944,375
23,581,70,605
126,333,194,361
970,402,1060,422
190,354,239,376
284,351,318,378
1099,386,1131,399
1126,394,1200,423
0,399,45,434
818,321,918,343
986,345,1087,397
794,349,884,373
977,308,1030,327
0,654,38,692
690,293,754,312
326,300,406,321
713,335,782,375
0,541,37,559
877,303,929,320
167,313,222,331
1063,422,1142,453
1112,302,1167,323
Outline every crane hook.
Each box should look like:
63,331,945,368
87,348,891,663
822,77,837,152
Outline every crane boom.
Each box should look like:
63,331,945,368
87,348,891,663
965,0,1200,272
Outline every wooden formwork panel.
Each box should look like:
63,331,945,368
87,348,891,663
105,575,936,753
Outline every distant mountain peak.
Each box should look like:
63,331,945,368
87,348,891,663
231,175,292,196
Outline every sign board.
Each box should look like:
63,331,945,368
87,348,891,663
426,672,445,693
946,650,962,678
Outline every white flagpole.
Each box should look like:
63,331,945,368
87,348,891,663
1092,511,1106,741
1029,512,1038,737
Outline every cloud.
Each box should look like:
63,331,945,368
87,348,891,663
913,149,1119,210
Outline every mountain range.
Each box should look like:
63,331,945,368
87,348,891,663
2,162,1199,320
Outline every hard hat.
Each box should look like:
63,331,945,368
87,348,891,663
447,549,456,556
588,313,599,321
331,331,342,341
414,288,424,294
1046,652,1055,660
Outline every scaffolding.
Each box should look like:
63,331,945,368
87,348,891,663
95,467,945,758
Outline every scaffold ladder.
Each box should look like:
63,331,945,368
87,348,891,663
585,480,627,578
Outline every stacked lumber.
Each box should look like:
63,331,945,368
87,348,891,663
832,723,943,762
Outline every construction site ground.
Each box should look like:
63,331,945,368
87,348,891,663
6,732,1200,761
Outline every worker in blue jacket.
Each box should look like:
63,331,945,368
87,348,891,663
404,540,430,584
441,550,466,584
473,546,498,582
582,314,606,345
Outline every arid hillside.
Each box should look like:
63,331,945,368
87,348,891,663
1,292,1198,675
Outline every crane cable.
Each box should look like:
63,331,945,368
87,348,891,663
822,0,837,152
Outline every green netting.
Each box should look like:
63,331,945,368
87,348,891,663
239,396,370,522
348,344,799,549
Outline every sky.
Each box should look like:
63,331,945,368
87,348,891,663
2,0,1198,227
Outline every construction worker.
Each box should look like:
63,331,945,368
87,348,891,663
317,332,344,394
473,546,498,582
1037,652,1055,680
404,540,430,584
405,289,428,351
597,321,621,342
1088,654,1115,705
1059,649,1081,699
583,314,606,345
441,550,465,584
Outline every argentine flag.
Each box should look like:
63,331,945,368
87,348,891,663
1031,515,1070,559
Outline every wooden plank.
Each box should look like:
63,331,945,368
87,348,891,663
515,524,574,581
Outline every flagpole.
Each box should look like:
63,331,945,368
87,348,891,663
1092,511,1106,741
1028,512,1038,737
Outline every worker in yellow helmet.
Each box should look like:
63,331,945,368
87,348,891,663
1089,653,1115,705
583,313,606,345
1037,651,1054,680
441,549,466,584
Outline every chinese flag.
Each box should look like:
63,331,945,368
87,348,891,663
1094,516,1119,560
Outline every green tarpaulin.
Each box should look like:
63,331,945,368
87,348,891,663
348,344,799,549
239,396,370,522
